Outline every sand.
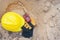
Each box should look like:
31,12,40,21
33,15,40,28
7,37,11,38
0,0,60,40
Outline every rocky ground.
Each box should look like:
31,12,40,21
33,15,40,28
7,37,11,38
0,0,60,40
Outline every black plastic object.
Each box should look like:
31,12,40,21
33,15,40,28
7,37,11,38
22,22,34,38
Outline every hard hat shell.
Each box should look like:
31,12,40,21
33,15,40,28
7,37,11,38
1,12,25,32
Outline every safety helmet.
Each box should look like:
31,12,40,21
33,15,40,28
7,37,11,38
1,12,25,32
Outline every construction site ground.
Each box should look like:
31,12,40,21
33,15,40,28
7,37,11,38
0,0,60,40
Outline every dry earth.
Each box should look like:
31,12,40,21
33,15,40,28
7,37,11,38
0,0,60,40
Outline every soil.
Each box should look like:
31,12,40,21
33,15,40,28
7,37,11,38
0,0,60,40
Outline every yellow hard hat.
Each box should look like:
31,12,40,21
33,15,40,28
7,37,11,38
1,12,25,32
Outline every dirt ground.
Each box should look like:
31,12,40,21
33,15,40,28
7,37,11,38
0,0,60,40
